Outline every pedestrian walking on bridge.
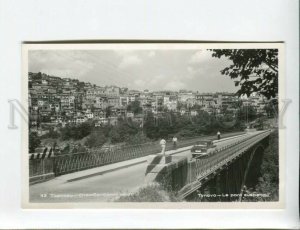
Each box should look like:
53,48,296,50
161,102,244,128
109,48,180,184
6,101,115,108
172,136,178,149
217,131,221,140
160,138,166,156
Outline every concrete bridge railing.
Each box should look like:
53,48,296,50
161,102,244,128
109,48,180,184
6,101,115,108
144,153,197,191
194,130,270,179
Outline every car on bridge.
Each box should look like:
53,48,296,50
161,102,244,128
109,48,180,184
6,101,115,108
191,140,217,158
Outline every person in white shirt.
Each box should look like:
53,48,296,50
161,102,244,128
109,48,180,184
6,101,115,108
217,131,221,140
172,136,178,149
160,138,166,155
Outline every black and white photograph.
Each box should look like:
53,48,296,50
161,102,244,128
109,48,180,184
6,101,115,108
0,0,298,228
23,43,283,208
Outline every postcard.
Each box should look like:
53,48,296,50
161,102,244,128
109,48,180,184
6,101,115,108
21,42,284,209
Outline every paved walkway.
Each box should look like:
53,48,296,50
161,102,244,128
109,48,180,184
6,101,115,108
31,132,245,183
42,131,245,183
29,131,246,202
58,145,191,183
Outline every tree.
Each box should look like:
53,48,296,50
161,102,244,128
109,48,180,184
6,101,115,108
61,144,70,154
109,128,122,143
127,101,143,115
264,99,278,118
144,111,159,139
60,121,93,140
85,132,107,148
42,127,59,139
236,105,257,123
29,132,41,153
242,131,279,201
105,106,113,118
210,49,278,99
125,132,151,145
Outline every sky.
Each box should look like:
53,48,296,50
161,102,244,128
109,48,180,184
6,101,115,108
29,49,238,93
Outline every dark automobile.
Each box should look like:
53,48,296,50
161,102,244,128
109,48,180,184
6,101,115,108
191,140,217,158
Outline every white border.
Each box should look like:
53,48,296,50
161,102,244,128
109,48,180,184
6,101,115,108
0,0,298,227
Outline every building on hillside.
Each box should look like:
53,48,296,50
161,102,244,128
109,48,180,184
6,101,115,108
93,108,106,119
76,116,87,124
163,96,178,111
95,118,109,127
86,112,94,119
126,112,134,118
178,92,195,103
196,93,214,106
119,96,129,107
42,79,48,85
219,92,239,108
94,96,108,109
127,95,137,103
105,86,120,96
186,98,197,108
116,107,127,117
108,116,118,126
60,94,75,110
107,96,120,108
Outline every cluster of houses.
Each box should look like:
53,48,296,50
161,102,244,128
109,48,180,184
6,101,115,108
29,72,271,131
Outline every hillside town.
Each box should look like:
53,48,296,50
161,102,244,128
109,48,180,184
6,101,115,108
29,72,274,134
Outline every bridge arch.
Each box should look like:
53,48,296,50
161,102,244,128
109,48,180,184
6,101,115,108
187,142,267,201
240,144,265,199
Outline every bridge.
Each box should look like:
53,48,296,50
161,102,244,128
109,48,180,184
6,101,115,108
29,130,271,202
145,130,272,201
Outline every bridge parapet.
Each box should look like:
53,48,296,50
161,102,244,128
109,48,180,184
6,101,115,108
178,130,272,198
194,130,271,179
29,147,55,184
145,154,196,191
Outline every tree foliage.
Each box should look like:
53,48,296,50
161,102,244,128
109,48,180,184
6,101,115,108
264,99,278,118
41,108,255,148
41,127,60,139
60,121,94,140
143,111,245,140
243,131,279,201
29,132,41,153
236,105,257,123
85,132,107,148
210,49,278,99
105,106,113,118
127,101,143,115
125,132,151,145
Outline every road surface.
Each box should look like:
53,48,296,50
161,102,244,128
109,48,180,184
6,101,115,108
29,131,261,202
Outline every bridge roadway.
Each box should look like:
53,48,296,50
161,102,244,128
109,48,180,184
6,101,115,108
29,131,262,202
